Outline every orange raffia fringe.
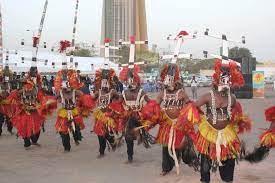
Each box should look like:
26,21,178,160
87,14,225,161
140,100,161,124
260,129,275,148
195,116,241,161
212,59,244,87
119,65,141,84
155,111,186,149
93,109,116,136
54,70,83,92
95,68,116,91
160,64,180,82
231,101,252,134
55,108,85,133
78,94,96,117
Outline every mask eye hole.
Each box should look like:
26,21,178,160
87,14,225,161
101,79,109,88
164,75,174,85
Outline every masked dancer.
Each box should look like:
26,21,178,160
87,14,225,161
54,40,95,152
178,58,252,183
0,65,14,135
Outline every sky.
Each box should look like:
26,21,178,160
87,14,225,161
1,0,275,61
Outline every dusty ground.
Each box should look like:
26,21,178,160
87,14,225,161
0,86,274,183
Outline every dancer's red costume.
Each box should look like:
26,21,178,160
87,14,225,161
0,66,15,135
141,63,193,175
177,59,252,182
3,71,56,148
119,65,156,162
54,40,95,152
260,106,275,148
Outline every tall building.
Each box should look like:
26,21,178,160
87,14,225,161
101,0,148,55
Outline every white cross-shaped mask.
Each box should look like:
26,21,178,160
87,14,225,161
218,74,231,92
164,75,175,87
101,79,110,89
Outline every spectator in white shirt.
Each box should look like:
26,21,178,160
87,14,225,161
190,75,198,99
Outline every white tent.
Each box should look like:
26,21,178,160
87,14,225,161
4,50,120,74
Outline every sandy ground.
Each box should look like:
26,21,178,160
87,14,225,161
0,86,275,183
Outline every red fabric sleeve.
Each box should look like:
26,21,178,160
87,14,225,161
175,102,200,140
108,101,124,114
1,90,22,118
38,95,57,116
140,100,161,125
78,94,96,110
6,90,20,102
260,129,275,148
37,90,45,102
78,94,96,117
265,106,275,122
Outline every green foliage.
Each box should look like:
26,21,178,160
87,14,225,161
117,46,256,74
117,46,130,64
177,47,255,74
229,47,253,59
136,50,159,63
178,58,215,74
229,46,261,63
68,49,93,57
142,63,159,73
117,46,159,64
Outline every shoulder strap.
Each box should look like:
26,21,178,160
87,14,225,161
108,89,114,103
163,89,167,100
136,89,143,105
60,90,64,105
122,90,127,103
98,89,102,100
176,89,182,100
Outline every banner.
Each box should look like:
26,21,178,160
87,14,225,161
252,71,265,98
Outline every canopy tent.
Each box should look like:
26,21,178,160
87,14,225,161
4,50,120,74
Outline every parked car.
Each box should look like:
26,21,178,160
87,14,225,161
182,76,193,87
198,76,212,87
142,75,156,83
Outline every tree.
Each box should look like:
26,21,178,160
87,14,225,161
229,46,262,64
69,49,92,57
143,63,159,73
178,58,215,74
136,50,159,63
229,47,252,59
117,46,130,64
117,46,159,65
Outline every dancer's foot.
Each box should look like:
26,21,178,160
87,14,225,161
97,154,105,159
125,157,133,164
64,149,70,153
32,143,41,147
25,146,31,150
111,144,117,152
75,141,80,146
160,171,169,176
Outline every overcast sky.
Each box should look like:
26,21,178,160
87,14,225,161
1,0,275,61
